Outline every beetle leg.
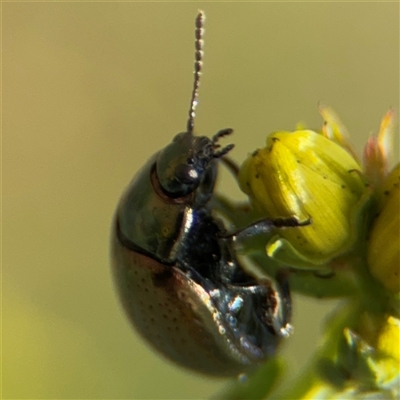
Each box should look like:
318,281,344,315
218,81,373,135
211,128,235,159
236,216,310,236
210,194,258,228
227,216,311,253
216,237,291,337
220,156,240,179
213,144,235,159
211,127,234,142
221,274,292,338
215,217,308,284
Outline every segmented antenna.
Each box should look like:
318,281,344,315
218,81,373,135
187,10,205,135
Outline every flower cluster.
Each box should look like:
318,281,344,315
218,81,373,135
235,106,399,399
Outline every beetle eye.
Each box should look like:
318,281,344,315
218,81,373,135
175,164,200,185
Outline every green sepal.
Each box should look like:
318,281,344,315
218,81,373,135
266,235,329,269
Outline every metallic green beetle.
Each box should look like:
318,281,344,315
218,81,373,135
111,11,301,377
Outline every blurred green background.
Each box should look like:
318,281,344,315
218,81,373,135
3,2,399,399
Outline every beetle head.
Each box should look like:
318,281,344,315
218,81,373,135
156,131,230,198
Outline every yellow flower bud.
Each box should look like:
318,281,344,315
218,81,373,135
239,129,369,267
376,316,400,362
368,164,400,292
368,315,400,394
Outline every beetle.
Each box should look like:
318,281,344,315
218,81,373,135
110,11,304,377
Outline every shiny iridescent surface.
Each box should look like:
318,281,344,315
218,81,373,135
110,11,291,377
111,129,292,376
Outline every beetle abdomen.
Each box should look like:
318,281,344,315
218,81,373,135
111,219,256,376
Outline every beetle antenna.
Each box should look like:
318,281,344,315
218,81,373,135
187,10,205,135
